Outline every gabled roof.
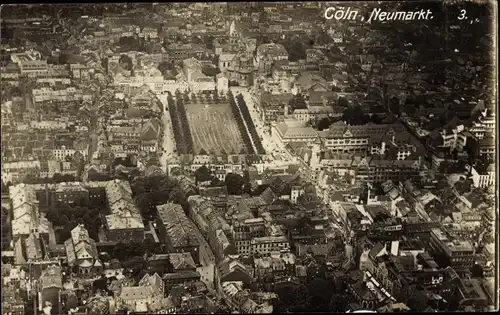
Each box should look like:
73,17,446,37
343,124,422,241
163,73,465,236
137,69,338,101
169,252,196,271
368,242,386,259
157,203,200,247
65,224,99,266
259,187,277,204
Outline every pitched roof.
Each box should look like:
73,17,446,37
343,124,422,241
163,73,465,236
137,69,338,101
169,252,196,270
369,242,385,259
157,203,200,247
259,187,277,204
65,224,99,266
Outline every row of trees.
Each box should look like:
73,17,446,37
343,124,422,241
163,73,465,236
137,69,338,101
175,91,195,153
235,94,265,154
180,90,226,105
228,91,255,155
2,207,11,251
167,93,189,154
22,173,78,185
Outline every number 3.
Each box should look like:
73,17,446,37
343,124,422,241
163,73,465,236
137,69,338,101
458,9,467,20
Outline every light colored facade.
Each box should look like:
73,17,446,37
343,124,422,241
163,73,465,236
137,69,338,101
19,60,48,75
29,121,68,131
429,228,475,269
117,273,164,313
470,164,495,188
272,118,319,144
32,86,83,104
469,108,495,139
2,160,41,183
250,236,290,255
217,73,229,94
52,144,88,162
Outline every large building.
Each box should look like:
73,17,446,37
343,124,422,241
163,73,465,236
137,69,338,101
156,203,201,264
182,57,216,92
429,228,475,270
9,183,50,241
319,121,408,154
19,60,48,75
272,118,319,144
256,91,294,122
117,273,164,313
39,265,62,315
250,236,290,255
64,224,102,276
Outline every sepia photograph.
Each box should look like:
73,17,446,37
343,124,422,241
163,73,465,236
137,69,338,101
0,1,497,314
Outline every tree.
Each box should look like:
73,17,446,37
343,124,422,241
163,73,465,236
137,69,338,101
274,284,310,312
308,278,333,306
337,97,349,107
202,66,221,77
53,173,77,183
113,242,147,261
224,173,245,195
132,175,188,218
293,284,310,310
405,286,429,312
317,117,334,131
210,177,223,187
402,99,417,116
60,214,70,226
389,97,401,116
194,165,213,183
203,35,214,49
122,256,147,277
92,276,108,292
289,93,307,110
119,54,133,71
329,294,351,312
158,61,173,75
342,105,370,125
283,40,306,62
242,183,252,194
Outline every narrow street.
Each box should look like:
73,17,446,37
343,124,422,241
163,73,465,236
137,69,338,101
157,94,177,172
195,231,216,290
87,109,99,160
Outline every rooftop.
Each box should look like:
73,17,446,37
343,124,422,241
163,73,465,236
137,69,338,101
157,203,200,247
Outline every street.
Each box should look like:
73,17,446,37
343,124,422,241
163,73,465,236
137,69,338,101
229,86,285,155
195,230,216,290
157,94,177,172
87,108,99,160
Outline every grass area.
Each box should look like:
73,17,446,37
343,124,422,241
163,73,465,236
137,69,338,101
185,102,248,155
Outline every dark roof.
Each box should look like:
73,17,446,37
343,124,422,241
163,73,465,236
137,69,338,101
259,187,277,204
368,242,385,259
162,271,201,280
